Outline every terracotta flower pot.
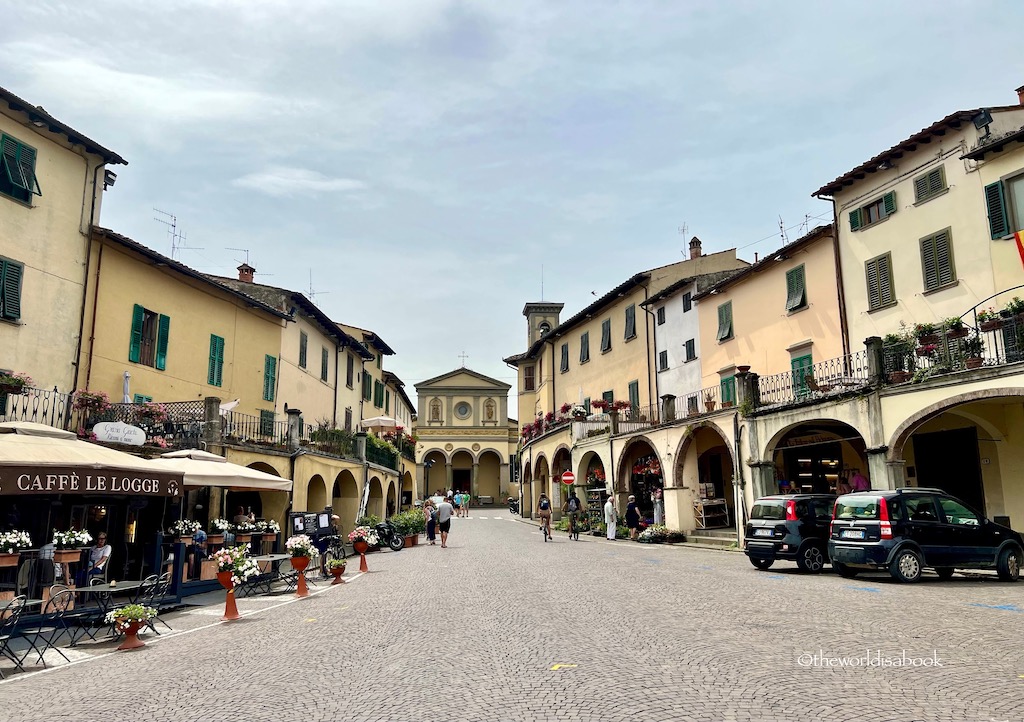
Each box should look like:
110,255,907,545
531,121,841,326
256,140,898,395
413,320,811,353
965,357,984,369
291,555,310,597
980,319,1004,332
917,333,940,345
217,570,241,620
234,533,252,544
117,621,146,651
403,536,414,548
0,553,19,568
207,533,225,545
946,327,969,339
888,370,911,383
353,540,369,572
330,566,347,585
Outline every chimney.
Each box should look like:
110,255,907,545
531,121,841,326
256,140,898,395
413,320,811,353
237,263,255,283
689,236,702,259
1017,85,1024,106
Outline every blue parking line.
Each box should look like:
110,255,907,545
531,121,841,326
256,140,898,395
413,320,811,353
643,558,662,565
969,603,1023,612
845,585,881,593
764,574,785,580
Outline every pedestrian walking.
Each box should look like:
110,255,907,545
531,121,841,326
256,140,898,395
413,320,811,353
626,494,641,541
437,495,455,548
652,487,664,526
424,499,437,545
604,495,617,540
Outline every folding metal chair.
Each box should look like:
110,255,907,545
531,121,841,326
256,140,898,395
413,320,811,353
137,574,172,634
15,590,74,668
0,596,28,678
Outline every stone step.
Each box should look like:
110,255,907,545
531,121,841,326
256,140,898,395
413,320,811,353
685,534,738,548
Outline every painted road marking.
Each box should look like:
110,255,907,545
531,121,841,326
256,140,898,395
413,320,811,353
305,618,317,623
550,664,577,670
765,575,785,580
845,585,881,593
969,603,1023,612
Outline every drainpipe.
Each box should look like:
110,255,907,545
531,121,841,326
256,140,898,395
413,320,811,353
77,162,106,392
643,285,653,412
641,301,660,415
83,238,105,391
824,199,851,359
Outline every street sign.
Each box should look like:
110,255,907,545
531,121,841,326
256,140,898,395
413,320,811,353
561,471,575,485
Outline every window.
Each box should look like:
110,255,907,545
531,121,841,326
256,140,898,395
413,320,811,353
984,175,1024,238
344,407,353,432
920,228,956,292
523,365,536,391
346,354,354,388
849,191,896,231
628,380,640,412
579,332,590,363
785,265,807,312
600,319,611,353
208,334,224,387
624,304,636,339
321,347,329,382
129,304,170,370
454,402,471,419
263,355,277,401
904,496,940,523
938,497,979,526
373,380,384,408
865,253,896,311
259,409,275,437
0,257,24,322
0,134,42,204
362,372,372,401
376,353,381,369
682,293,692,312
685,339,696,361
656,306,666,325
791,354,813,397
299,331,308,368
385,389,390,414
133,394,152,404
602,390,614,406
582,396,591,413
716,302,733,342
913,166,946,203
560,343,569,373
720,376,736,404
658,350,668,371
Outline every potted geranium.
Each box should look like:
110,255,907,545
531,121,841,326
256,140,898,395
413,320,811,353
0,371,32,395
963,336,985,369
916,343,938,358
327,557,348,585
285,534,318,597
0,530,31,567
914,322,939,344
348,526,378,573
106,604,159,650
72,389,111,416
977,307,1003,332
944,317,968,339
590,399,610,412
170,519,200,540
703,391,716,412
136,401,169,426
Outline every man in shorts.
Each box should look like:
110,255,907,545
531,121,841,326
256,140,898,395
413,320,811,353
437,495,456,548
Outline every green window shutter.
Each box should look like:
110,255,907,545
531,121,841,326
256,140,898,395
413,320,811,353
791,355,813,397
0,260,23,320
208,334,224,387
299,332,307,369
915,167,945,202
602,390,614,405
624,305,636,339
560,343,569,373
628,380,640,411
716,302,733,341
580,332,589,363
133,394,152,404
321,347,329,381
260,410,275,437
928,229,955,288
154,314,170,370
849,208,862,231
866,258,880,309
720,376,736,403
583,396,590,412
263,355,277,401
128,304,145,363
376,354,381,369
921,235,939,291
601,319,611,352
877,254,894,307
985,181,1009,238
913,174,930,202
882,191,897,217
385,389,390,414
346,355,354,386
785,265,806,311
1,135,42,197
658,350,668,370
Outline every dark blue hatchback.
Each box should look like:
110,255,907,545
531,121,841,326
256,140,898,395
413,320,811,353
744,494,835,573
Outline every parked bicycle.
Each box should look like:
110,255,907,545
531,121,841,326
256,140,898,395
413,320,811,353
316,534,347,578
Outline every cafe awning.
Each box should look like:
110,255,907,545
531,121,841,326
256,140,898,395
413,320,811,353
0,421,184,497
147,449,292,493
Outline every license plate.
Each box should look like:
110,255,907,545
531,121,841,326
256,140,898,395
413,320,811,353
840,529,865,540
753,528,773,537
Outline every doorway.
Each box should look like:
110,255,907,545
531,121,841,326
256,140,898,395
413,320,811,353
452,469,471,493
912,428,985,513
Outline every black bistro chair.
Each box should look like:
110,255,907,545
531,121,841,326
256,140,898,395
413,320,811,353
15,589,75,668
0,596,28,678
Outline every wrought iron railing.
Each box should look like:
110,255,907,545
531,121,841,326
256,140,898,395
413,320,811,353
366,443,398,470
0,386,77,430
758,350,870,405
223,410,288,447
617,404,660,435
303,427,357,460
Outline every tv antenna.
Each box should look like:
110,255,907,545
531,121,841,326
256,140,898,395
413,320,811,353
154,209,203,260
678,223,689,256
307,269,329,307
778,215,789,245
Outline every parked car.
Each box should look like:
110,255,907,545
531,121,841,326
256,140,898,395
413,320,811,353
828,488,1023,583
744,494,835,573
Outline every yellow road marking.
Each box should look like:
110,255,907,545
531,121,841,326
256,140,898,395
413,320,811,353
550,664,577,670
304,618,317,623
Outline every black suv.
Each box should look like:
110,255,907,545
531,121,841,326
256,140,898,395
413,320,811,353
828,489,1023,583
744,494,835,573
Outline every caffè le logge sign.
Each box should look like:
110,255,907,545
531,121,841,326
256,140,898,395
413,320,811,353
0,467,184,497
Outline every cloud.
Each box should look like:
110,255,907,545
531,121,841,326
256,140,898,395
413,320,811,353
231,168,368,197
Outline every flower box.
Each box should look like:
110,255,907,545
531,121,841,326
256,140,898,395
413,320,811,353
980,319,1004,332
0,553,19,568
965,357,985,369
888,370,911,383
946,327,969,339
917,333,940,345
53,549,83,563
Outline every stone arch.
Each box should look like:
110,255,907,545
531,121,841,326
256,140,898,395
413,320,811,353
304,474,328,512
532,452,550,480
673,421,736,529
402,470,414,507
616,436,664,518
367,476,384,518
451,449,474,494
422,449,448,496
477,449,502,500
763,419,868,495
332,469,360,526
576,450,607,490
386,480,398,517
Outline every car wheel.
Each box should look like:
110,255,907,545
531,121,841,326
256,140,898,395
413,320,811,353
889,548,923,583
749,558,773,570
935,567,955,580
996,546,1021,582
832,561,858,578
796,544,826,573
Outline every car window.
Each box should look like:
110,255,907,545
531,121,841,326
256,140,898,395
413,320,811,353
939,498,979,526
834,496,881,520
812,501,833,519
905,496,940,522
795,501,809,518
751,501,785,520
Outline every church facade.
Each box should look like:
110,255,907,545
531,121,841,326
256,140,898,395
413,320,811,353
414,368,519,503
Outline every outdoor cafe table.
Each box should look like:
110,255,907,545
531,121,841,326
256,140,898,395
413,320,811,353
70,580,146,614
239,554,293,597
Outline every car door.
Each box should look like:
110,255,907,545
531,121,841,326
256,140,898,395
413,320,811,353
902,495,949,566
936,496,990,565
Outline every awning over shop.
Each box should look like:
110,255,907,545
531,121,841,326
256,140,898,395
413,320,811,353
147,449,292,493
0,421,184,497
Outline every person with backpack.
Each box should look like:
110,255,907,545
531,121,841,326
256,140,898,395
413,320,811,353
536,492,552,541
562,491,583,540
424,499,438,545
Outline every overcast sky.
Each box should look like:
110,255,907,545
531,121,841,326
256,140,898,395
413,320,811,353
7,1,1024,414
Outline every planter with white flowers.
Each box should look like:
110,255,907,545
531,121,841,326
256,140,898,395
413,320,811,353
0,530,31,567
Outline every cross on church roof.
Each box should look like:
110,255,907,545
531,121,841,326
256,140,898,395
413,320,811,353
458,351,469,367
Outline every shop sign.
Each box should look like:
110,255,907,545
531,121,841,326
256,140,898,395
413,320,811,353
0,466,183,497
93,421,146,446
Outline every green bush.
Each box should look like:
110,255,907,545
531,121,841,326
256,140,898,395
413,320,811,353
356,514,381,527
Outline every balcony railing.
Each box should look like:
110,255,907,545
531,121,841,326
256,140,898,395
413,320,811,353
223,410,288,448
1,386,76,430
616,404,660,435
757,350,871,406
366,443,398,470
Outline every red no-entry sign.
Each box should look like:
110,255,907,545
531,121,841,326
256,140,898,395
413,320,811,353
561,471,575,485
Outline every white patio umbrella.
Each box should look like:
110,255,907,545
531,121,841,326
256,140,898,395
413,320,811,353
122,371,132,404
147,448,292,492
360,415,398,431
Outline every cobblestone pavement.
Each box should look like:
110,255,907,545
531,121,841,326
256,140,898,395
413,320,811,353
3,513,1024,722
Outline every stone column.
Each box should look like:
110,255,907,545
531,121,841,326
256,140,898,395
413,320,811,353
203,396,222,445
471,462,479,500
286,407,302,451
748,460,776,498
446,462,453,490
865,336,884,384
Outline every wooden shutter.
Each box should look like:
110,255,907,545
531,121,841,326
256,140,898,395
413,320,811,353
785,265,806,311
260,410,275,437
560,343,569,372
658,350,668,370
321,347,329,381
877,255,894,306
0,260,23,320
914,167,945,202
716,302,732,341
128,304,145,363
849,208,862,231
601,319,611,351
682,293,692,312
791,355,813,397
921,235,939,291
346,354,354,386
385,390,390,414
602,390,614,405
208,334,224,386
720,376,736,403
624,305,635,338
628,380,640,410
685,339,695,360
933,229,954,287
985,182,1009,238
263,355,277,401
883,191,897,216
580,332,589,362
155,314,170,370
299,332,307,368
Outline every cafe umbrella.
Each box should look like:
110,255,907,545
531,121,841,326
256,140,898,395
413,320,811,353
145,449,292,492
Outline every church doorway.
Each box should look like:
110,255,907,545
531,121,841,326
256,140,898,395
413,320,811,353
453,469,471,493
